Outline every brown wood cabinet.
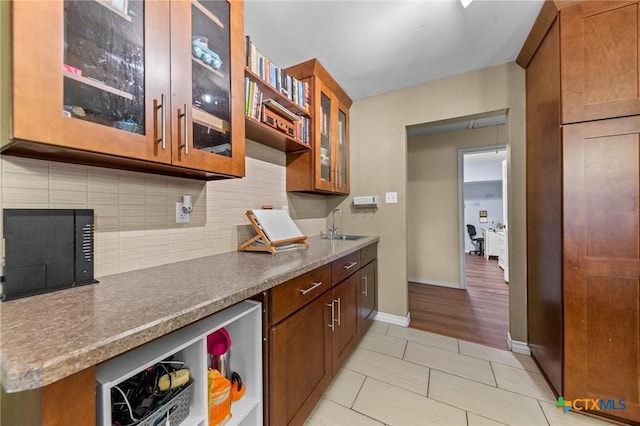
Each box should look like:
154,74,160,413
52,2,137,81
563,117,640,422
358,259,377,336
266,245,377,426
520,2,640,423
270,291,333,426
4,0,245,180
561,1,640,124
525,11,564,396
329,273,359,376
285,59,352,194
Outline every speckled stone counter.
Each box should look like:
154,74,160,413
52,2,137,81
0,235,378,393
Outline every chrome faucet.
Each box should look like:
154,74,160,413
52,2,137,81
329,208,342,238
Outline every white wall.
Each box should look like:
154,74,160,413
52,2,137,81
464,196,504,252
465,157,504,182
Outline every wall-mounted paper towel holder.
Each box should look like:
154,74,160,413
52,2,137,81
353,196,378,208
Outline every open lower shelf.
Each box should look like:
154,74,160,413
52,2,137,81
95,300,262,426
245,116,310,153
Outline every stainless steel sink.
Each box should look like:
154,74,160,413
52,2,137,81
321,234,367,241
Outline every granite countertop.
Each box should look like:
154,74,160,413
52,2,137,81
0,235,379,393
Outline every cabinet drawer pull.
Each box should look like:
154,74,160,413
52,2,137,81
327,302,335,330
182,104,189,155
361,275,368,296
343,261,358,270
299,281,322,295
155,94,166,150
335,297,341,326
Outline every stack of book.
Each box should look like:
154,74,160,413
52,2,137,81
244,36,309,112
243,36,310,145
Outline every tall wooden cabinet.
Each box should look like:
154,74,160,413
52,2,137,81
520,1,640,423
4,0,245,179
285,59,352,194
563,117,640,422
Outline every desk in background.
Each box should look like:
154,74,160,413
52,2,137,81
482,228,506,270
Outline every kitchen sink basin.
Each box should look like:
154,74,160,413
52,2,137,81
321,234,367,241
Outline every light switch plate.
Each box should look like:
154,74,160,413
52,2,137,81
385,192,398,204
176,202,189,223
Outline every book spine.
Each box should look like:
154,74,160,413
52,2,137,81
244,76,250,116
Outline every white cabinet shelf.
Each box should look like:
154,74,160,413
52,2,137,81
96,300,262,426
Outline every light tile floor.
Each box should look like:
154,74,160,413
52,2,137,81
305,321,615,426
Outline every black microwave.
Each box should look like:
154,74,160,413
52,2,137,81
1,209,98,301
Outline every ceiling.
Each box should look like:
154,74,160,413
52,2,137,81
244,0,544,101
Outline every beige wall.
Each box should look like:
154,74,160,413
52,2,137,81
407,124,508,287
335,62,528,342
0,141,325,278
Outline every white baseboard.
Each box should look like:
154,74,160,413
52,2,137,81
508,332,531,355
408,277,462,289
373,311,411,327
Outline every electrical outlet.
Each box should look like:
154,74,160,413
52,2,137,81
282,205,288,212
385,192,398,204
176,202,189,223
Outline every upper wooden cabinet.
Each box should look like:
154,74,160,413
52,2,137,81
561,1,640,124
285,59,352,194
4,0,245,179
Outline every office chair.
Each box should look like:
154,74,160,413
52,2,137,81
466,224,484,256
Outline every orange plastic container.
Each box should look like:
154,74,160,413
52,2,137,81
207,369,232,425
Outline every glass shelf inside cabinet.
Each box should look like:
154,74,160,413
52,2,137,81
191,0,232,157
63,0,145,135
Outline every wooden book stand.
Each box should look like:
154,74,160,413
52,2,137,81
238,210,308,255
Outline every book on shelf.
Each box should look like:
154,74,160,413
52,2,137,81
244,77,309,144
263,99,299,122
244,35,310,113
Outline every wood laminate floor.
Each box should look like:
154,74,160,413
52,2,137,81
408,254,509,350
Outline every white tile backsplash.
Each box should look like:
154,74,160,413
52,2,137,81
0,141,327,277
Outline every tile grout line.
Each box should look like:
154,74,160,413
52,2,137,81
490,360,498,388
348,376,392,426
537,398,552,426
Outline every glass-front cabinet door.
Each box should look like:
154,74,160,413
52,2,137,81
12,0,171,163
335,105,349,194
314,80,349,194
319,91,333,189
10,0,244,177
170,0,245,177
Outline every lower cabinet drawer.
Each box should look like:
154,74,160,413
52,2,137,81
271,264,331,324
331,251,361,286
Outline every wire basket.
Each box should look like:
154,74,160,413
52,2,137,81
137,381,193,426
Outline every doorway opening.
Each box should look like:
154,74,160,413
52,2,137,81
459,145,508,289
406,111,511,350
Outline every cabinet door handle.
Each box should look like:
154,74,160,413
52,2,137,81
335,297,341,326
155,94,166,150
327,302,335,330
299,281,322,295
361,275,368,296
343,261,358,270
180,104,189,155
